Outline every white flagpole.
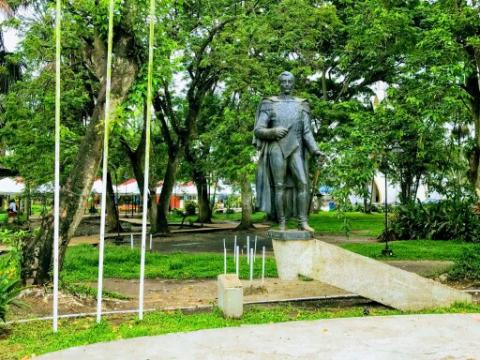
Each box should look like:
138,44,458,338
139,0,156,320
53,0,62,333
96,0,115,324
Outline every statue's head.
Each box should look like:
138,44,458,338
278,71,295,95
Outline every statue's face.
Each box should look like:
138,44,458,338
279,75,294,95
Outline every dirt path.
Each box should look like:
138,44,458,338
10,279,354,321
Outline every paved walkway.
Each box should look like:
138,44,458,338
39,314,480,359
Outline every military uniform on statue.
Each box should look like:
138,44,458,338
253,71,322,233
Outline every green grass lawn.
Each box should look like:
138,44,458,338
167,211,266,224
1,303,479,359
62,245,277,283
166,210,384,237
61,240,472,286
308,211,384,237
341,240,477,261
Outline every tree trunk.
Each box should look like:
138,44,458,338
119,107,161,231
106,171,123,233
25,182,31,221
473,105,480,197
21,35,138,284
194,170,212,224
237,175,253,230
156,152,179,233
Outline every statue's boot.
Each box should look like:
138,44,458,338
298,221,314,233
297,186,314,233
275,187,286,231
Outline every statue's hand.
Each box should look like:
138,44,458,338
274,127,289,139
313,150,326,163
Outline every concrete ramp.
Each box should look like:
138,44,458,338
272,239,472,311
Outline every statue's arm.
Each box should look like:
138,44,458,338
302,102,321,154
254,101,278,141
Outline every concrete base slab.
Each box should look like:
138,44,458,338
273,239,472,310
267,230,313,240
217,274,243,318
38,314,480,359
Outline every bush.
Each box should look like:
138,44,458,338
184,201,197,216
448,245,480,281
0,274,23,322
389,199,480,242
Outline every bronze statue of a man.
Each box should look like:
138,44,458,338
254,71,321,232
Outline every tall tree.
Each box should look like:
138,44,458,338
4,0,156,283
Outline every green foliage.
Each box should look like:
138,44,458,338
390,200,480,242
184,201,197,216
0,229,25,282
62,245,278,283
448,245,480,282
0,274,23,322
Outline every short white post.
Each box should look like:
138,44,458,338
246,236,250,264
235,245,239,277
249,248,254,283
130,234,134,250
149,234,153,251
233,236,237,265
223,238,226,251
254,236,258,262
262,246,266,284
224,247,227,274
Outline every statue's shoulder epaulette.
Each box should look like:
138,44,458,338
299,98,310,113
294,96,306,102
259,97,274,109
264,96,278,102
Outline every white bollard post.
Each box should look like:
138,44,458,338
235,245,240,277
249,248,254,283
246,236,250,264
130,234,134,250
233,236,237,266
149,234,153,251
254,236,258,263
224,247,227,275
223,238,226,251
262,246,266,284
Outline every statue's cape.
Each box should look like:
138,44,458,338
255,141,273,214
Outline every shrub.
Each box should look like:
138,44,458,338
0,274,23,322
448,245,480,281
184,201,197,216
389,199,480,242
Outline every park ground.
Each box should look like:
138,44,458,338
1,211,480,358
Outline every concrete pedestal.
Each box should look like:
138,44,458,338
272,237,472,311
217,274,243,318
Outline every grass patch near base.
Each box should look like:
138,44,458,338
1,302,479,359
308,212,384,237
62,245,277,283
341,240,476,261
167,211,267,224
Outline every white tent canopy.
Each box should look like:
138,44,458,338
116,179,140,196
91,179,104,194
156,181,197,196
0,177,25,196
